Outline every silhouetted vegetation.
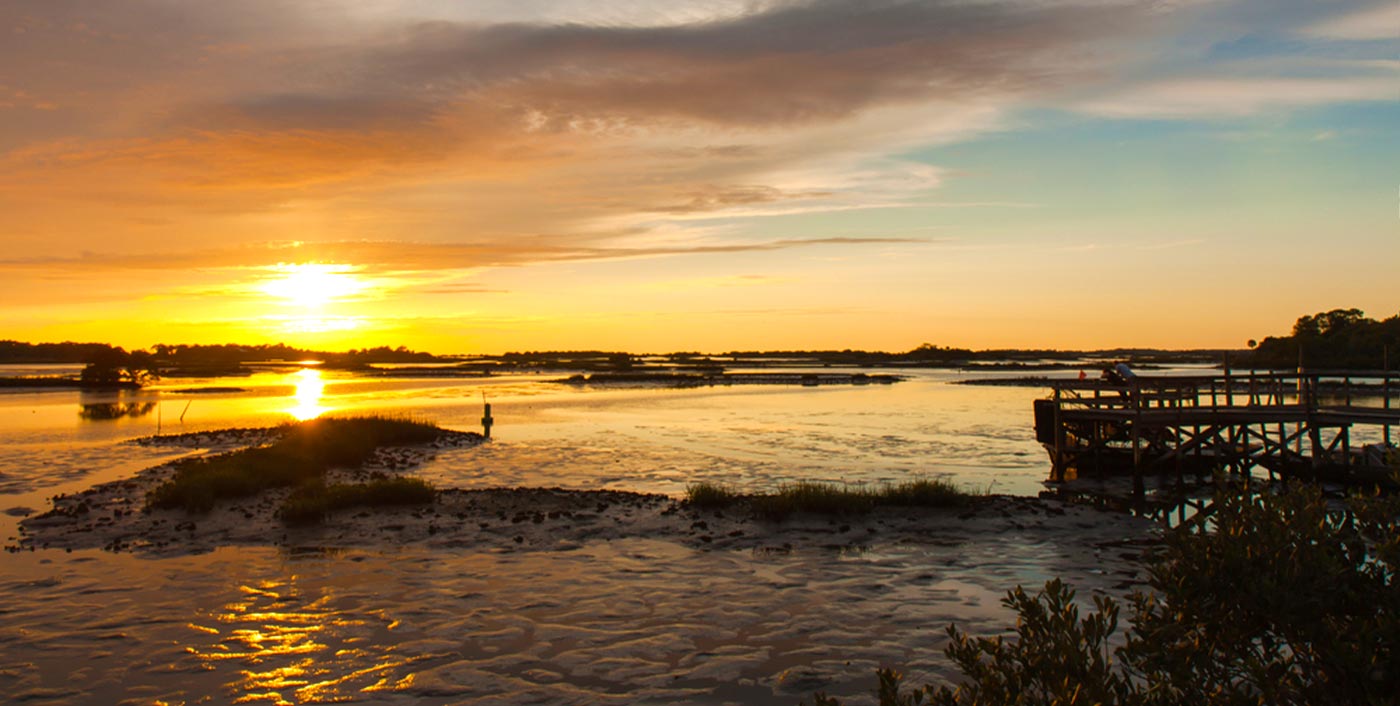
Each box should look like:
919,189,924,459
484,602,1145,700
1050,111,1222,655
79,348,158,388
686,478,973,520
561,371,901,387
279,477,436,525
146,416,447,514
1246,308,1400,369
150,343,442,370
808,485,1400,705
78,401,158,421
0,340,125,363
5,339,1236,381
1,340,445,376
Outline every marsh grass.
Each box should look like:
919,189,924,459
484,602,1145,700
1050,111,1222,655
685,482,743,508
279,477,437,525
146,415,445,514
686,477,973,520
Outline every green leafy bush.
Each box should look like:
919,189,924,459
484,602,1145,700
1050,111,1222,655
810,486,1400,706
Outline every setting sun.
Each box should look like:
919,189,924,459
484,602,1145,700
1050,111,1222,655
260,264,366,309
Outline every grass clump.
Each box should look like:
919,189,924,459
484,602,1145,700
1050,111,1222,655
752,481,878,519
685,477,973,520
685,481,743,508
147,415,446,514
879,478,970,507
279,477,437,525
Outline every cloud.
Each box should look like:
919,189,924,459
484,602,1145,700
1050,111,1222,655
1075,74,1398,118
0,236,926,274
339,0,1138,129
1302,2,1400,41
2,0,1390,278
0,0,1147,213
644,185,832,215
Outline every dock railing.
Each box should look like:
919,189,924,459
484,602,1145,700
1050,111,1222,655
1041,369,1400,494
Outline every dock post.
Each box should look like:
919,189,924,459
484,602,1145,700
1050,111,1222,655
1131,378,1144,502
1385,346,1392,447
1224,352,1233,407
481,402,494,439
1224,357,1239,480
1051,385,1064,482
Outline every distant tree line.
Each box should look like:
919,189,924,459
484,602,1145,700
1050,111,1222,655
3,340,442,367
1245,308,1400,369
151,343,440,366
0,340,124,363
1,340,445,388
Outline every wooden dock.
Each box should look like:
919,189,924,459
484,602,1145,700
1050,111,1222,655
1035,369,1400,498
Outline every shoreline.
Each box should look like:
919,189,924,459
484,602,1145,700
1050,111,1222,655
3,425,1162,704
11,427,1158,565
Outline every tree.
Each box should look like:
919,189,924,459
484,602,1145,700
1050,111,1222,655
809,485,1400,706
79,348,159,387
1251,308,1400,369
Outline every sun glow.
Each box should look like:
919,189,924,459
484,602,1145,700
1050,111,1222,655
260,264,366,308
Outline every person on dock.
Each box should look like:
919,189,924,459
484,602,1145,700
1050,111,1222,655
1102,362,1138,406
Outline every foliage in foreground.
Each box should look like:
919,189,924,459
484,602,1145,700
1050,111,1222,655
146,416,444,515
808,485,1400,706
686,478,973,519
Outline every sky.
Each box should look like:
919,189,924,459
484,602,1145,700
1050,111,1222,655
1,0,1396,354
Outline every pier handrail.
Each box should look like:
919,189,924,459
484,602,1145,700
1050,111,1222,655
1037,369,1398,495
1047,370,1399,416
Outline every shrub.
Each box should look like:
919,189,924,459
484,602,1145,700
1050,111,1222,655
809,486,1400,706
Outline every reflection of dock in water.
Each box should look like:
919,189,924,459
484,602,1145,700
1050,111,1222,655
1034,369,1400,503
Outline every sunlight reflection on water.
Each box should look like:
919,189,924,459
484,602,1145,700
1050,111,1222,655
183,575,416,704
288,368,330,421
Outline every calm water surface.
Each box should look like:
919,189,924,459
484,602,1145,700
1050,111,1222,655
1,367,1106,705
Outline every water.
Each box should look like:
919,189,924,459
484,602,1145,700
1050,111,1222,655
1,366,1138,705
0,367,1059,518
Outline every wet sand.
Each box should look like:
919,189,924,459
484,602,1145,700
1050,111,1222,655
4,430,1159,705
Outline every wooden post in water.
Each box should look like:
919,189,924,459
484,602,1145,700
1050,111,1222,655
1224,352,1233,407
1052,385,1064,482
1224,353,1237,479
1131,377,1144,501
481,402,494,439
1385,345,1392,447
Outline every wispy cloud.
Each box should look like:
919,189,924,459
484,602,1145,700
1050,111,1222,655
1302,1,1400,40
0,236,927,274
1076,74,1398,118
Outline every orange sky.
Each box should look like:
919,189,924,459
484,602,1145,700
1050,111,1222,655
2,1,1397,354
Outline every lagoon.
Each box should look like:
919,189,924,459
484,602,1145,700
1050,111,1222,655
0,364,1154,705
